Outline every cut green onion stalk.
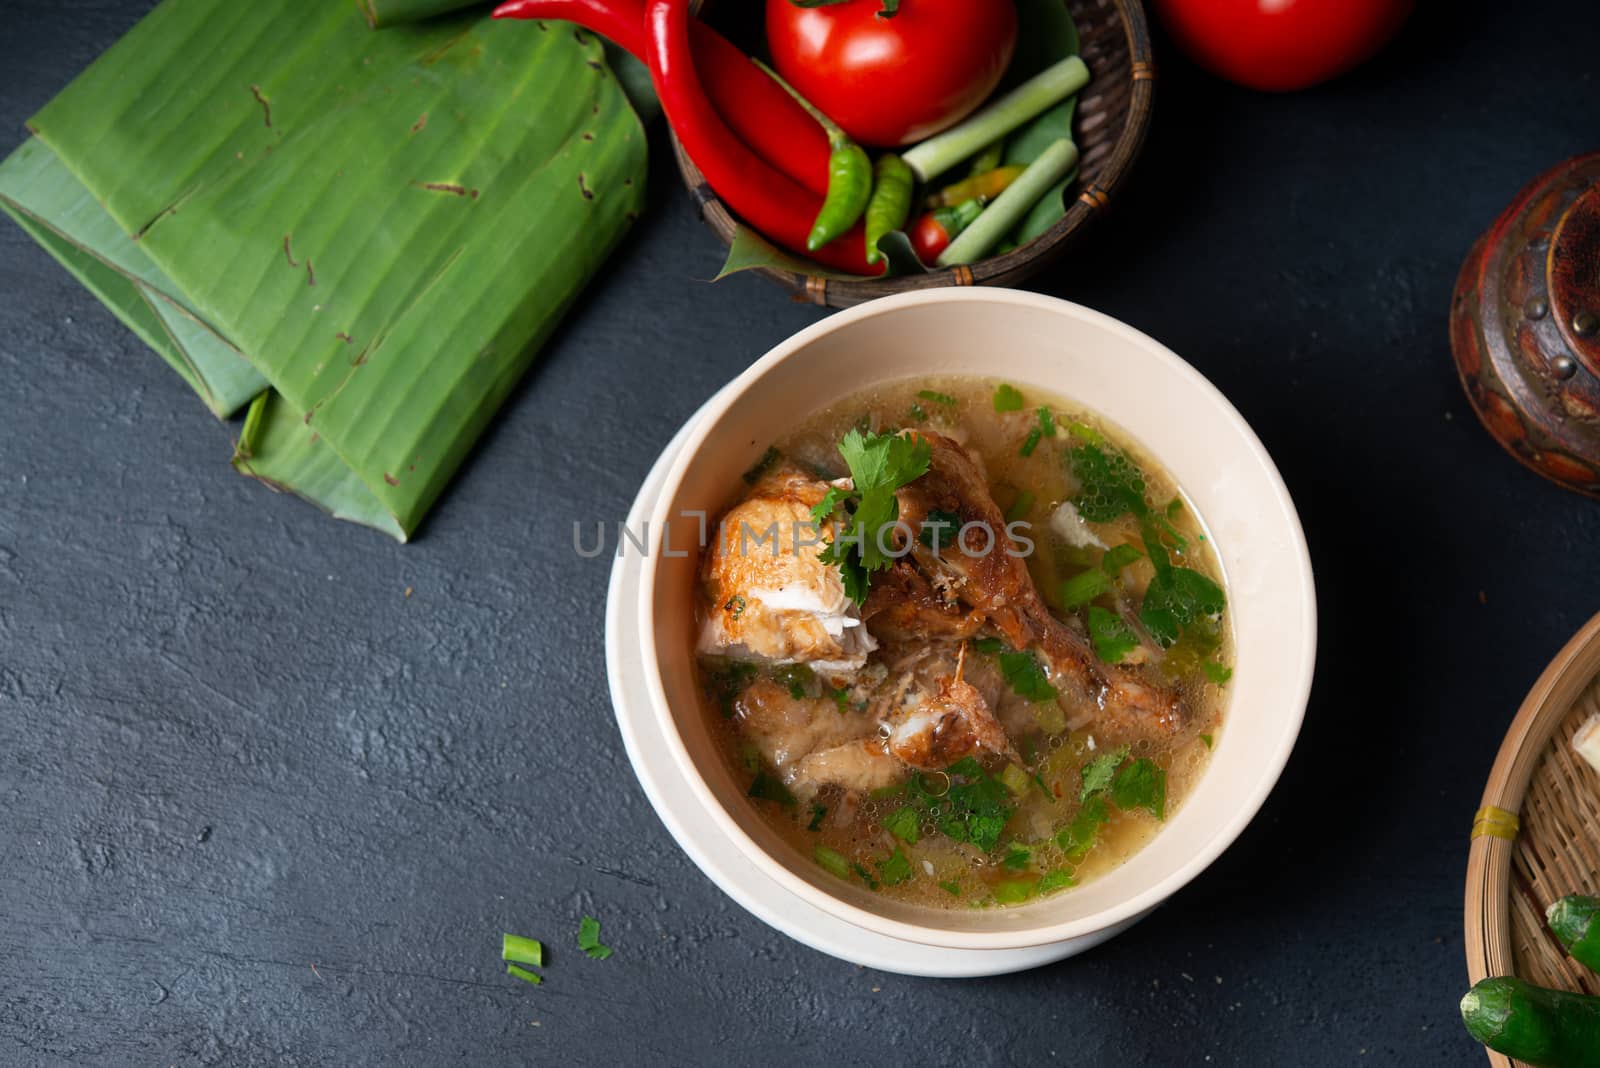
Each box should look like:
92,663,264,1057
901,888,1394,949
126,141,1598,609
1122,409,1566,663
501,932,544,967
506,964,543,986
903,56,1090,182
937,138,1079,267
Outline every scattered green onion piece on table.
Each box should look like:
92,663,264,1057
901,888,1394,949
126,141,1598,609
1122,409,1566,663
754,59,871,252
501,933,544,967
577,915,612,961
903,56,1090,182
937,138,1080,267
865,155,914,265
506,964,542,985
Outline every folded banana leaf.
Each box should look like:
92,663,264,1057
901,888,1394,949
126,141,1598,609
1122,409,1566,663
357,0,487,28
0,0,647,540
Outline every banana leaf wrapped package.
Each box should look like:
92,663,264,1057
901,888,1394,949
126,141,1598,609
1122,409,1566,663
0,0,648,540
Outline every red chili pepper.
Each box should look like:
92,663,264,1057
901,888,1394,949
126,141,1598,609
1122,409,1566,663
492,0,831,197
909,198,985,265
641,0,881,274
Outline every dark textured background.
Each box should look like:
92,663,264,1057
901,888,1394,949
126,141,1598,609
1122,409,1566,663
3,1,1599,1064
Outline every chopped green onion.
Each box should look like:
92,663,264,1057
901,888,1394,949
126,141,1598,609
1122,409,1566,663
501,933,543,967
1002,842,1032,870
1037,869,1077,893
1037,407,1056,437
1203,662,1233,685
1005,489,1036,523
1060,568,1112,609
808,804,827,831
999,764,1032,797
904,57,1091,182
814,845,850,880
506,964,542,985
993,879,1034,905
577,915,612,961
877,846,913,886
1019,427,1043,457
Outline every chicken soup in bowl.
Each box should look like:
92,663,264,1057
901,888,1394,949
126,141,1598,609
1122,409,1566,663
639,289,1313,951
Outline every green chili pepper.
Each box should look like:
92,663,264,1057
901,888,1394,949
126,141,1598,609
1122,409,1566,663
864,154,913,266
810,141,872,251
755,59,871,252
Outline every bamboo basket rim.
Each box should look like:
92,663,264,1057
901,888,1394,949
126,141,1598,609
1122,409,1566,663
671,0,1156,308
1465,610,1600,1068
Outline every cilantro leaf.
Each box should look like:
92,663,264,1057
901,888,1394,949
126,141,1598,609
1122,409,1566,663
1002,842,1032,871
999,651,1058,702
971,637,1005,654
1203,662,1233,685
816,429,932,605
850,861,880,890
918,508,962,551
938,759,1015,852
1111,758,1166,819
1139,565,1225,649
939,880,962,897
877,846,913,886
1086,606,1139,663
993,383,1025,412
577,915,612,961
810,485,849,526
748,771,796,807
1078,746,1130,801
1068,442,1147,523
993,879,1033,904
882,805,921,844
1037,868,1077,893
1056,795,1109,859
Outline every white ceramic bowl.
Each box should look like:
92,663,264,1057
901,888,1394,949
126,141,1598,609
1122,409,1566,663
638,288,1315,952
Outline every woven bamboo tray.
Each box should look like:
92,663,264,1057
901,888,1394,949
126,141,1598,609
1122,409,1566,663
673,0,1155,307
1466,612,1600,1068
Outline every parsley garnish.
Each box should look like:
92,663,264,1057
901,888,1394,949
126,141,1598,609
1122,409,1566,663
998,651,1057,702
882,805,921,844
918,508,962,551
1079,745,1130,801
1203,662,1233,685
1086,606,1139,663
932,758,1014,852
1037,869,1077,893
1056,795,1109,859
1002,842,1032,870
1111,758,1166,819
577,915,612,961
877,846,913,886
1139,552,1225,649
1101,543,1143,574
993,383,1025,411
815,429,932,606
748,771,796,807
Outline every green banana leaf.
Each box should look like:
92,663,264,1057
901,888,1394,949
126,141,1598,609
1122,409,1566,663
5,0,648,540
357,0,486,28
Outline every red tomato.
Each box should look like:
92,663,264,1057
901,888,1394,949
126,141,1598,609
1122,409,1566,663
909,211,952,264
1154,0,1412,92
766,0,1018,148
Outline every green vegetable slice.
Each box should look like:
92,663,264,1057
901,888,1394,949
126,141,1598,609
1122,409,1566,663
1086,606,1139,663
877,847,913,886
1111,758,1167,820
882,805,921,844
577,915,612,961
814,845,850,880
501,933,543,967
506,964,543,985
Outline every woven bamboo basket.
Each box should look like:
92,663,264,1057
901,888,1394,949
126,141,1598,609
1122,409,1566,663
1465,612,1600,1067
672,0,1155,308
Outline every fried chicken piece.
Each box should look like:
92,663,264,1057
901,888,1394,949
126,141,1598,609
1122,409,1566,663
733,678,903,796
883,645,1012,770
870,431,1185,741
699,466,876,673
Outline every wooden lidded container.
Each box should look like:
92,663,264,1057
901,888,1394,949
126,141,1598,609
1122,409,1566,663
1451,153,1600,497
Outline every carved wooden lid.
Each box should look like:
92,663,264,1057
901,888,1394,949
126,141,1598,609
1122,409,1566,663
1451,153,1600,497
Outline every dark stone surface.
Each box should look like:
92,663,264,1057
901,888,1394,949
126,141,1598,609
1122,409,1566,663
3,1,1599,1064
